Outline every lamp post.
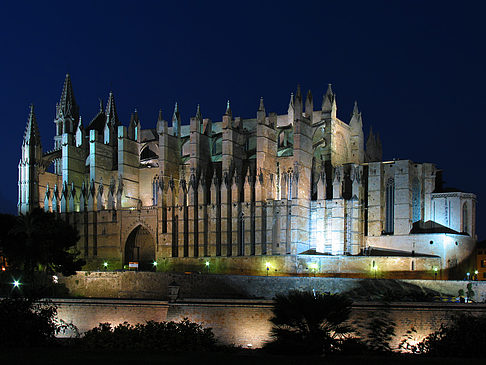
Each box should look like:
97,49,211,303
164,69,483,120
265,262,271,276
467,272,471,281
434,267,438,280
205,260,210,273
474,270,479,281
372,265,378,279
103,262,108,271
309,263,318,277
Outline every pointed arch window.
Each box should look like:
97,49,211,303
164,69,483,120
385,178,395,234
462,202,469,234
412,178,421,223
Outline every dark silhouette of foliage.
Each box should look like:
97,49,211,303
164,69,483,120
81,319,216,351
0,298,69,347
360,310,396,353
400,313,486,357
265,290,353,355
3,209,85,276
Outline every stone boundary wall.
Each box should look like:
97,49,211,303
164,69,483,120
52,298,168,337
61,271,486,302
51,298,486,350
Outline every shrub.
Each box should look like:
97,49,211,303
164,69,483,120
400,313,486,357
0,298,63,347
264,290,353,355
81,318,216,351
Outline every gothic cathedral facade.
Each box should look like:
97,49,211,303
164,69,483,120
18,75,477,276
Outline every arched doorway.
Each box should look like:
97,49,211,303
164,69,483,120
124,225,155,270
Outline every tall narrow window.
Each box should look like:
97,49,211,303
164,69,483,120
412,177,421,223
152,177,158,206
287,172,292,200
239,212,245,256
385,178,395,234
462,203,468,234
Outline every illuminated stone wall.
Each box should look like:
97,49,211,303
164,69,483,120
60,272,486,302
53,297,486,350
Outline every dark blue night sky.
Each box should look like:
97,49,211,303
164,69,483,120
1,1,485,238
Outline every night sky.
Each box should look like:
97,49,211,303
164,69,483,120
1,1,485,238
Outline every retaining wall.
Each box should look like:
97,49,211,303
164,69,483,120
60,271,486,302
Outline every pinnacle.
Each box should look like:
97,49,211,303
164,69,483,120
105,91,119,126
196,104,202,119
306,89,313,101
296,84,302,100
353,100,359,115
289,93,294,108
158,108,163,122
24,104,41,147
258,97,265,112
172,102,180,122
58,73,79,120
225,100,232,116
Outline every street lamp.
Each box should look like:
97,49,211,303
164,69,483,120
12,280,20,289
153,261,158,270
474,270,479,280
103,262,108,270
309,263,318,277
205,261,210,273
372,264,378,279
265,262,271,276
467,272,471,280
434,267,438,280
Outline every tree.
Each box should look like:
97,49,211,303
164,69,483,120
265,290,353,355
0,209,85,295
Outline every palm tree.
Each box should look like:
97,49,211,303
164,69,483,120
266,290,353,355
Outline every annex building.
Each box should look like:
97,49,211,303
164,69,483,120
18,75,477,277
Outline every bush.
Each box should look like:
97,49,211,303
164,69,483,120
81,318,216,351
0,298,64,347
264,290,354,355
400,313,486,357
356,309,396,353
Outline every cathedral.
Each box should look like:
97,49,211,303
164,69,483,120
18,75,477,277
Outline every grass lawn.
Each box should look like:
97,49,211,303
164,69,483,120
0,347,479,365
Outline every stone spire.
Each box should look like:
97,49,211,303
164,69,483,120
353,100,359,116
258,97,265,113
172,102,181,137
349,100,362,129
196,104,202,121
294,85,303,116
287,93,295,124
23,104,41,147
157,108,163,123
105,91,119,127
56,74,79,121
257,97,266,123
225,100,232,117
305,89,313,116
322,84,334,112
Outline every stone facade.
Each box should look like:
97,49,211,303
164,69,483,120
18,75,477,275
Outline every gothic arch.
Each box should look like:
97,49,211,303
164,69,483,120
123,223,156,270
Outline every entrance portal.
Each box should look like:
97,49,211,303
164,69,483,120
124,225,155,270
